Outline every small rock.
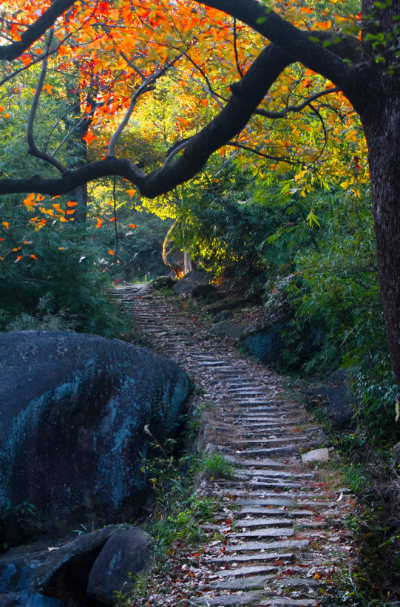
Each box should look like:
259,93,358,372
210,321,247,340
87,527,153,604
301,448,330,464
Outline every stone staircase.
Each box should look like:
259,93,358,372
111,284,354,606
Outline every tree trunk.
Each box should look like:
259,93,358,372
360,75,400,389
356,0,400,389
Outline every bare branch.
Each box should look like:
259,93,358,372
183,50,228,105
233,18,244,78
228,141,302,167
26,32,66,174
107,54,183,158
255,87,339,119
119,51,147,82
164,140,190,166
107,81,154,158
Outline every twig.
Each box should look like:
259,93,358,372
255,87,339,119
144,424,168,457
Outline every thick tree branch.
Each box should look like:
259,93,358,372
0,0,77,60
0,24,361,199
0,43,293,197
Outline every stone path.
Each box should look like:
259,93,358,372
112,284,354,606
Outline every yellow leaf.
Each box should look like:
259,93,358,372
59,216,69,223
23,193,36,210
307,210,320,228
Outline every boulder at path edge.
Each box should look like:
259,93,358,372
35,525,126,605
87,527,153,604
172,270,210,297
0,331,191,530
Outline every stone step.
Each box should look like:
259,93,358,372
210,573,274,591
238,469,314,479
197,361,231,367
223,539,309,552
238,424,307,433
231,447,299,457
231,527,294,538
226,389,267,395
228,493,330,502
208,552,294,564
233,437,309,447
215,564,278,577
236,518,293,528
271,577,320,589
222,415,295,423
221,480,302,490
230,458,286,468
197,590,264,605
261,600,318,606
239,428,317,438
239,508,315,518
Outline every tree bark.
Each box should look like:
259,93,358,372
359,74,400,387
357,0,400,388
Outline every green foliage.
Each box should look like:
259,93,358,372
0,500,42,552
0,221,128,336
201,452,236,479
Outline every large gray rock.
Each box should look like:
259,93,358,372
87,527,153,604
317,370,355,430
172,270,210,297
0,331,191,530
241,321,286,364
